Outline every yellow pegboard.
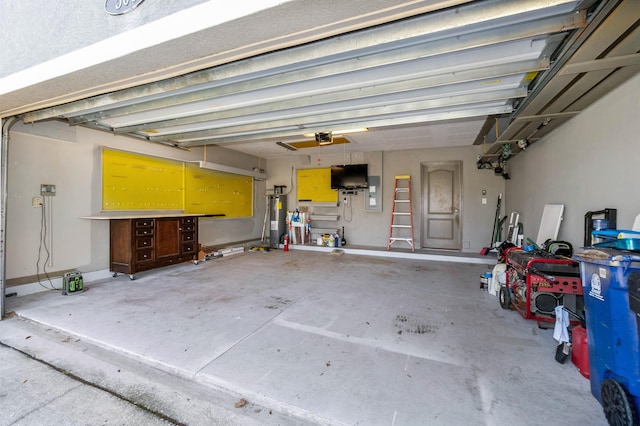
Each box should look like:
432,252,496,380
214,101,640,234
102,148,253,217
184,163,252,217
297,168,338,203
102,148,184,210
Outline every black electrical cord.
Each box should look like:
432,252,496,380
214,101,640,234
36,196,57,290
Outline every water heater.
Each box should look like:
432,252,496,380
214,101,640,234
269,195,287,248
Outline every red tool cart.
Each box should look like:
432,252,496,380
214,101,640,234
499,247,584,326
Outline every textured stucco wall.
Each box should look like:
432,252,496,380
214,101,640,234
0,0,209,78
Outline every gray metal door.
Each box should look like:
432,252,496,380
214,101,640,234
422,161,461,250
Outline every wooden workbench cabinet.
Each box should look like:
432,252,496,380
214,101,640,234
110,216,198,279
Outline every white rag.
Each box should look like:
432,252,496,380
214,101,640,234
490,263,507,296
553,305,570,343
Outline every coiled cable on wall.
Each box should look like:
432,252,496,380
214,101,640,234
342,192,353,223
36,196,56,290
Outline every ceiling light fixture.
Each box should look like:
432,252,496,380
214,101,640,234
276,141,297,151
196,161,267,179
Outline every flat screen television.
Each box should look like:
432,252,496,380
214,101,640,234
330,164,368,189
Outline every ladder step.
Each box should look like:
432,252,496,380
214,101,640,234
388,175,414,252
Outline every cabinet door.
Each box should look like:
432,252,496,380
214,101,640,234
155,218,181,259
110,219,133,269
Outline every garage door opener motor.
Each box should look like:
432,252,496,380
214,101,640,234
62,272,84,295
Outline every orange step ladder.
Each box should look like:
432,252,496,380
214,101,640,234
388,175,414,251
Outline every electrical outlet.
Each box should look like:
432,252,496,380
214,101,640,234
32,197,43,207
41,184,56,196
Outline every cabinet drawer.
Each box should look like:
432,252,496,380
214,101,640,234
136,236,153,249
135,219,154,228
136,249,154,263
136,227,154,236
181,217,196,225
182,242,196,254
181,223,195,232
182,231,195,242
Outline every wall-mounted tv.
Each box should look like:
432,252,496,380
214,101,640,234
330,164,368,189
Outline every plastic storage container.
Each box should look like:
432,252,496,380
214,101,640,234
592,229,640,245
575,248,640,425
595,238,640,251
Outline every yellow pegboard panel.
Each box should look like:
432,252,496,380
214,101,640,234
297,168,338,203
102,148,184,210
102,148,253,216
184,163,253,217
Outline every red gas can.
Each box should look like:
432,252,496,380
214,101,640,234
571,325,590,379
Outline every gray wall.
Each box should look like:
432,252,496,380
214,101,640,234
266,146,506,252
6,122,265,281
7,71,638,283
504,72,640,249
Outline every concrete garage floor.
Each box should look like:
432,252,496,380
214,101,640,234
1,249,607,425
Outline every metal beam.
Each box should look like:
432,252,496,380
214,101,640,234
176,105,514,147
74,13,577,125
494,0,628,142
513,111,580,121
24,2,583,123
110,59,549,134
559,53,640,75
148,89,525,143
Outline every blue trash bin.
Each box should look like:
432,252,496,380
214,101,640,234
575,247,640,425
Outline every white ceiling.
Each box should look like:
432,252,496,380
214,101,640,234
5,0,640,161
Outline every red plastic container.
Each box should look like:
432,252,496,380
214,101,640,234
572,325,590,379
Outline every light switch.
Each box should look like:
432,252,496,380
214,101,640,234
482,197,487,205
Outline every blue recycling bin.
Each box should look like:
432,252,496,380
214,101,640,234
575,246,640,425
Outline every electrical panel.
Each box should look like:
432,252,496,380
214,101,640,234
364,176,381,212
41,184,56,196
